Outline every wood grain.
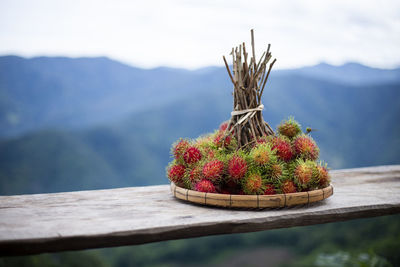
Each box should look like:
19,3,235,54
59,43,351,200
0,165,399,256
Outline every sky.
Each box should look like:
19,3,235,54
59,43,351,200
0,0,399,69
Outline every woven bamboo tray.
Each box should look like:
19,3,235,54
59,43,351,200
171,182,333,208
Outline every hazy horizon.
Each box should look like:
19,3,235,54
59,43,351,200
1,54,400,71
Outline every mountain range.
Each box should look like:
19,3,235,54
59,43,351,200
0,56,399,195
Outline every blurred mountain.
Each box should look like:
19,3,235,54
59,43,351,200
1,56,399,138
279,62,400,85
0,56,227,137
0,56,399,195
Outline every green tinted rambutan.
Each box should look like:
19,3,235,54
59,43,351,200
293,134,320,161
243,173,264,195
172,139,190,161
195,135,217,159
228,155,248,180
250,143,275,166
194,134,213,148
278,117,301,138
195,179,216,193
203,147,216,159
183,146,202,165
317,164,330,187
270,162,284,179
203,159,225,181
264,184,276,195
294,160,316,187
282,179,297,193
198,148,216,161
167,164,186,184
271,136,293,162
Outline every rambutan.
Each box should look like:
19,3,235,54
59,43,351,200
214,132,232,148
203,147,216,159
183,146,202,164
189,165,203,183
278,117,301,138
270,163,283,179
264,184,276,195
219,121,229,132
243,173,263,195
228,155,248,180
250,144,274,166
282,180,297,193
256,137,267,145
173,139,190,161
271,136,293,162
168,164,186,183
293,135,320,161
194,135,213,148
195,179,216,193
294,161,315,186
317,165,330,187
203,159,225,181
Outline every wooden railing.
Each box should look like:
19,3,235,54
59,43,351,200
1,165,399,256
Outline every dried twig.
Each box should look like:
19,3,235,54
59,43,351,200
222,29,276,149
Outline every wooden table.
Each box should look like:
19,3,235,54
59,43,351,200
1,165,399,256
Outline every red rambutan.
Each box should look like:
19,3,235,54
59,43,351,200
214,133,232,148
173,139,190,160
317,165,330,187
203,159,225,181
168,164,186,183
264,184,276,195
243,173,263,195
219,121,229,132
282,180,297,193
228,155,248,180
183,146,202,164
256,138,267,145
271,136,293,162
189,165,203,183
195,179,216,193
293,135,319,161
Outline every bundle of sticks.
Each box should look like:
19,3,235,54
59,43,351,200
223,29,277,149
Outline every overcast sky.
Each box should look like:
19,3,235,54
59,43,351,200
0,0,399,69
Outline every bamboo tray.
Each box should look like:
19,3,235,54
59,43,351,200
171,182,333,208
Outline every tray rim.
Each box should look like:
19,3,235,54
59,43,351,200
170,182,333,208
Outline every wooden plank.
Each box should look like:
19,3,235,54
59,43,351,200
0,165,399,256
